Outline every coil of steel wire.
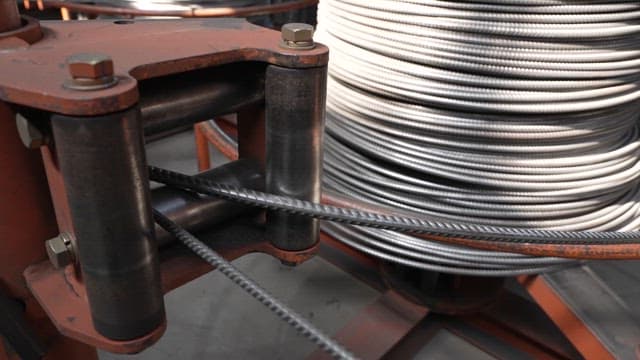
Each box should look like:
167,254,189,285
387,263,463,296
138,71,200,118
315,0,640,275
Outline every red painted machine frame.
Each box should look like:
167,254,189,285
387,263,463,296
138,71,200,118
0,15,327,359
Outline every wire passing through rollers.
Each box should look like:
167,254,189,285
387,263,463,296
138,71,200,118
148,166,640,261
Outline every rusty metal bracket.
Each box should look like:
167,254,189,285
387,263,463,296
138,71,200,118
24,219,318,354
2,16,328,356
0,18,327,116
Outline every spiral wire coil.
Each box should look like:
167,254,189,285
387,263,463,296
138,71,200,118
315,0,640,275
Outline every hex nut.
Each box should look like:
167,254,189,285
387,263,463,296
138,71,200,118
281,23,315,48
45,234,74,269
15,113,45,149
64,53,118,91
67,53,114,79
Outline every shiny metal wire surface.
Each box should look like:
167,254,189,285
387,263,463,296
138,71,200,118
82,0,255,11
316,0,640,274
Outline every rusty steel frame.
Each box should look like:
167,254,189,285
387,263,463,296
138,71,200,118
23,230,319,354
0,97,97,360
518,275,616,360
315,236,591,360
307,290,429,360
0,15,329,357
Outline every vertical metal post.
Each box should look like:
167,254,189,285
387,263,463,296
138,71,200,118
1,101,98,359
265,65,327,251
51,107,165,340
194,123,211,172
0,0,21,33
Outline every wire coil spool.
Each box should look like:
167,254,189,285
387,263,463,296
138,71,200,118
316,0,640,275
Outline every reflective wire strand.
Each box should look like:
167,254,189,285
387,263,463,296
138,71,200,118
315,0,640,274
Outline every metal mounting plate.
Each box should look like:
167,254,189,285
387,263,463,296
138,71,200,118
24,219,318,354
0,18,328,116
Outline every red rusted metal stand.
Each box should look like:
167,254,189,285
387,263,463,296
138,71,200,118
0,93,97,360
312,236,602,359
0,15,328,358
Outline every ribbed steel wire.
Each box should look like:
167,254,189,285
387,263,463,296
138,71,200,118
315,0,640,274
190,122,570,273
153,210,356,360
148,166,640,245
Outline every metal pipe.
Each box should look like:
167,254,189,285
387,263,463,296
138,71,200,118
51,107,165,341
265,65,327,251
152,159,264,248
0,0,21,33
141,67,264,137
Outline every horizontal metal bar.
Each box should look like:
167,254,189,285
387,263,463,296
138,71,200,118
152,159,264,248
141,63,265,136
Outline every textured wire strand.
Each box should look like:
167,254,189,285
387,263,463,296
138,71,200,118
152,209,356,360
314,0,640,272
199,120,581,272
148,166,640,246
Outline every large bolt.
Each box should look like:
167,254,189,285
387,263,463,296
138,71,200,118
15,113,45,149
64,53,118,91
45,233,74,269
281,23,315,50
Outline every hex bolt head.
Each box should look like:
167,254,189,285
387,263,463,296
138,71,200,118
281,23,315,50
67,53,114,79
64,53,118,91
45,233,74,269
15,113,45,149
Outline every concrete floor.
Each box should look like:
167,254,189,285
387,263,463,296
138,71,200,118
100,254,377,359
99,130,640,360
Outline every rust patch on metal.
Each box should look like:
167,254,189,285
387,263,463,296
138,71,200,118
24,262,166,354
518,275,615,360
309,291,428,360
